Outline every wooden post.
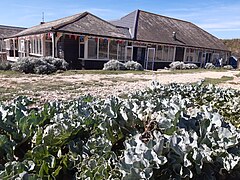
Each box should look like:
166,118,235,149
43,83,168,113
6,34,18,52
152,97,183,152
51,32,55,57
173,46,176,61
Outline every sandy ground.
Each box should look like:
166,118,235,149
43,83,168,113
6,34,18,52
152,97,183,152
0,70,239,102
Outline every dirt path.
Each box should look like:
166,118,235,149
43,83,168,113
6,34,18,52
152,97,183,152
0,70,239,102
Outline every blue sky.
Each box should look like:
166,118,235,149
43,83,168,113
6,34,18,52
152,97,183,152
0,0,240,39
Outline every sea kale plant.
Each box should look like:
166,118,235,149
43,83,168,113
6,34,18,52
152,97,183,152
0,82,240,179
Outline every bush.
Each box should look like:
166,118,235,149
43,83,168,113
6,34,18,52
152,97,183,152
103,60,143,71
41,56,68,70
169,61,198,70
223,65,234,70
124,61,144,71
12,57,68,74
0,61,12,70
103,60,126,70
205,63,216,69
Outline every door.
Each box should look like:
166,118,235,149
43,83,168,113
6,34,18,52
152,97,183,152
146,48,155,70
133,47,146,67
64,36,81,69
175,47,184,61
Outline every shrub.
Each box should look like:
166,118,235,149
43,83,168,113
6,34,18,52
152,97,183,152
169,61,184,70
205,63,216,69
0,61,12,70
223,65,234,70
41,56,68,70
12,57,68,74
169,61,198,70
124,61,144,71
183,63,198,69
103,59,126,70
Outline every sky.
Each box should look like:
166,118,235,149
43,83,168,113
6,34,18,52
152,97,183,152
0,0,240,39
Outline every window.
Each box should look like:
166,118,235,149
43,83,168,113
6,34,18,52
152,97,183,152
88,38,97,59
118,41,126,60
109,40,118,60
168,47,174,61
162,46,168,60
45,41,52,56
99,38,108,59
156,45,163,61
126,46,133,61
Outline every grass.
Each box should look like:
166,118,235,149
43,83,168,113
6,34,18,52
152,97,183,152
203,76,234,85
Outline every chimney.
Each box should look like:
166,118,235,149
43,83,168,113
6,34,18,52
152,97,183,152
40,12,45,25
173,31,176,40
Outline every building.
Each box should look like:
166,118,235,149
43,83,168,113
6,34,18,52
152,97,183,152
5,10,230,69
0,25,26,61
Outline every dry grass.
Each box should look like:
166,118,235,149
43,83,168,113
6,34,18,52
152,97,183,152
0,69,239,103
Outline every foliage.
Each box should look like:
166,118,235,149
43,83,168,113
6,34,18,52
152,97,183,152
103,60,126,70
124,61,144,71
223,65,234,70
0,82,240,179
0,61,12,71
11,57,68,74
169,61,198,70
205,63,216,69
103,60,143,71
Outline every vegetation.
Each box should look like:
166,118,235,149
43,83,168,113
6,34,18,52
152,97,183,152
0,61,12,71
10,57,68,74
169,61,198,70
103,60,144,71
203,76,234,85
223,39,240,58
0,82,240,179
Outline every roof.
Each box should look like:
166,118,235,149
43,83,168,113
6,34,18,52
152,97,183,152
12,12,131,39
0,25,26,38
111,10,228,51
9,10,228,51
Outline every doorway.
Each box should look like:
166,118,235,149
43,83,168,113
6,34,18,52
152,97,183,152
175,47,184,61
64,36,81,69
133,47,146,67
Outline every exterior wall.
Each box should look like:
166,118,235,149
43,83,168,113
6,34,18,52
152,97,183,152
5,32,231,70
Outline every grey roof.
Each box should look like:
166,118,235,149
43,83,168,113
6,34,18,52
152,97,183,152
12,12,131,39
0,25,26,38
111,10,228,51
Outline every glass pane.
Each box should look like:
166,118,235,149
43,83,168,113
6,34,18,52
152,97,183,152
99,38,108,59
109,40,117,60
156,45,163,61
45,42,52,56
126,47,132,61
162,46,168,60
168,47,174,61
118,42,126,60
88,38,97,59
148,49,155,61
